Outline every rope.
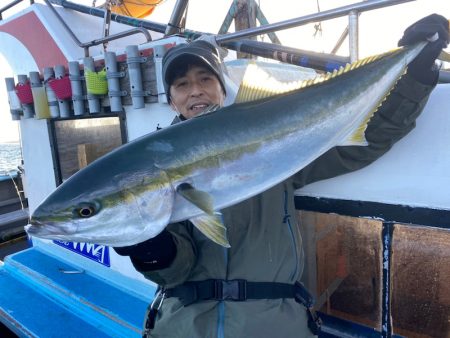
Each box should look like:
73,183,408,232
6,171,24,211
313,0,323,38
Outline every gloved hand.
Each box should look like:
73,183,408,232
114,230,176,271
398,14,449,84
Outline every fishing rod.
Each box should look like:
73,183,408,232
222,39,349,71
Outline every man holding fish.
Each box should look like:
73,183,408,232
28,14,448,338
114,14,448,337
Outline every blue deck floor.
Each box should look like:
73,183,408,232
0,247,155,337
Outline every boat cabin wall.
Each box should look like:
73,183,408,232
0,4,183,283
0,3,162,71
296,83,450,211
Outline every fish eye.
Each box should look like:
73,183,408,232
74,202,99,218
78,206,95,218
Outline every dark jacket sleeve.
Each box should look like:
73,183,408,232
138,221,198,288
292,73,437,189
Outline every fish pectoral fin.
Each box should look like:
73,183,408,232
177,183,228,247
177,183,214,214
190,213,230,248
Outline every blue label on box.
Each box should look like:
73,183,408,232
53,240,111,267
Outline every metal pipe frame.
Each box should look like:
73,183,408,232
43,0,152,57
215,0,415,43
44,0,416,67
348,10,359,62
47,0,415,47
49,0,170,34
165,0,189,37
331,26,349,55
0,0,26,20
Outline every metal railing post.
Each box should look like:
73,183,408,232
348,10,359,62
0,0,24,20
165,0,189,37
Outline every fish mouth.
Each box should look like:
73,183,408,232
26,218,77,237
29,217,44,226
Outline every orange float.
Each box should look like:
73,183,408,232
108,0,165,19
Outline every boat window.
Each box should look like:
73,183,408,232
50,116,126,183
391,224,450,338
299,211,383,331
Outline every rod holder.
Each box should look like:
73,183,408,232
5,77,22,120
68,61,85,116
17,74,34,119
153,45,167,104
126,45,146,109
54,65,71,118
105,51,125,112
83,57,101,114
43,67,60,118
30,71,51,119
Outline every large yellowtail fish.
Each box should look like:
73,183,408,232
27,42,427,247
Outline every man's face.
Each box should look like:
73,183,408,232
169,64,225,119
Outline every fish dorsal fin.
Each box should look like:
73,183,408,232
177,182,214,214
234,49,397,104
190,213,230,248
234,62,306,103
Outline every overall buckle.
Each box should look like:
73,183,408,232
144,289,166,335
293,282,321,334
214,279,247,301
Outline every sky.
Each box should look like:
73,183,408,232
0,0,449,143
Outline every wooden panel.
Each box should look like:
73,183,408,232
54,117,122,181
77,143,97,169
298,211,383,330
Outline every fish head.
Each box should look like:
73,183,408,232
28,148,175,247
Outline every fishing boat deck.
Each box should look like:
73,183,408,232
0,247,154,337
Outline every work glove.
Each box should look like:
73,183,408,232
398,13,449,84
114,229,176,271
